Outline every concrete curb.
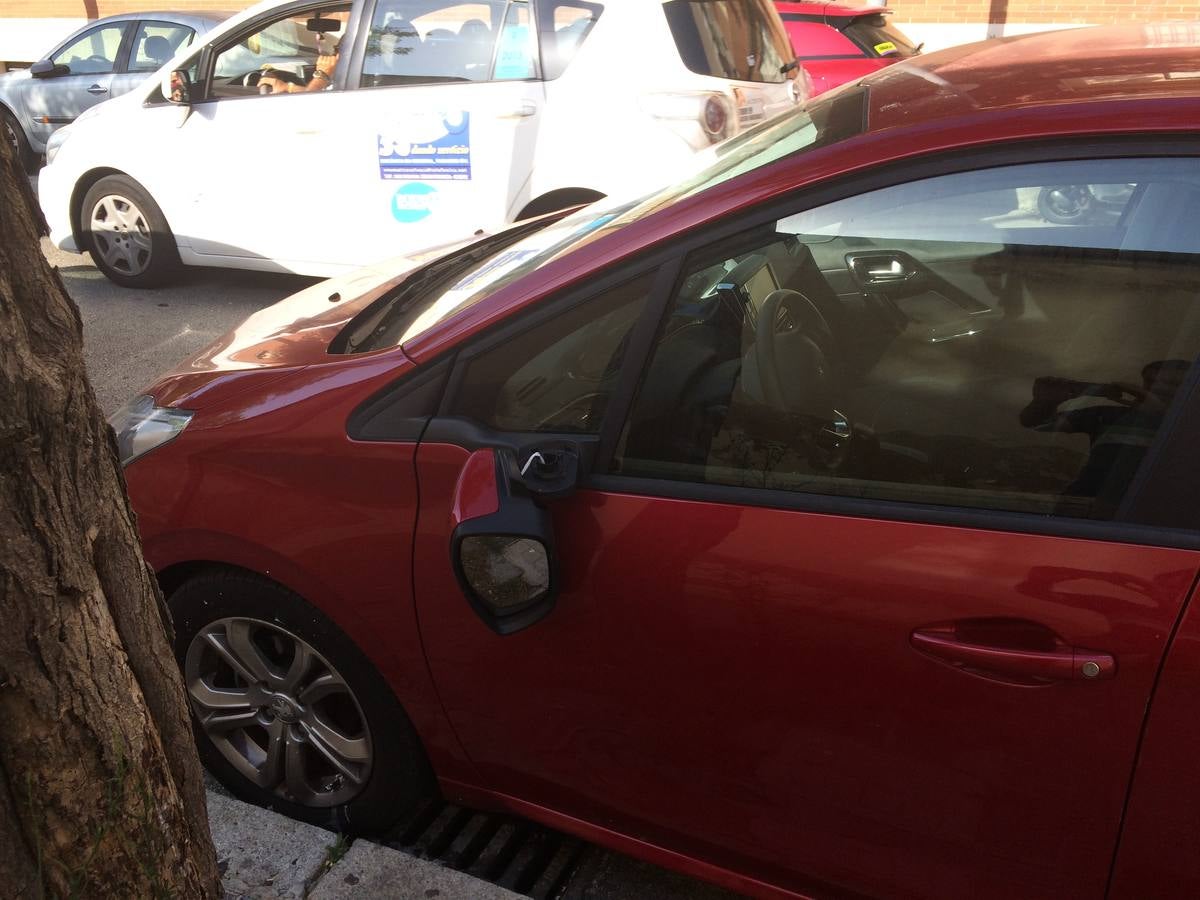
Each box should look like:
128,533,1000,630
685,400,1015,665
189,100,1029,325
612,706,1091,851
207,791,519,899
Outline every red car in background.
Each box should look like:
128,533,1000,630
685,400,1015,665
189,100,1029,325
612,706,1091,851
776,1,921,95
115,24,1200,900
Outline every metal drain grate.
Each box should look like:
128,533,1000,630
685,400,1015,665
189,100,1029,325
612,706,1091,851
383,798,588,898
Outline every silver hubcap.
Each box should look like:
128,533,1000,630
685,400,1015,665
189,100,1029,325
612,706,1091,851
185,617,372,807
89,193,153,276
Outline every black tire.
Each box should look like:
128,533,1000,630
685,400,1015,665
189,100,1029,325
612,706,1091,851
81,174,180,288
169,569,433,833
1,106,35,174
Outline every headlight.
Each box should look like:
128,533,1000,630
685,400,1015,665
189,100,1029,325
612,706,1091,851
109,394,193,466
44,125,71,165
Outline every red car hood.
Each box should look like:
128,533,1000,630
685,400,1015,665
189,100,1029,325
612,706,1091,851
149,239,477,409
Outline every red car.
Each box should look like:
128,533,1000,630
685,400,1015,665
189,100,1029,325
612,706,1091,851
115,25,1200,900
776,1,920,96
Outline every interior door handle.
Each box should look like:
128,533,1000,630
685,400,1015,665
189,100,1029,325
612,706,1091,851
911,627,1115,682
87,84,109,94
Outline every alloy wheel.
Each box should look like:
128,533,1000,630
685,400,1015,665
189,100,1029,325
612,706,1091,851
184,617,373,807
89,193,154,276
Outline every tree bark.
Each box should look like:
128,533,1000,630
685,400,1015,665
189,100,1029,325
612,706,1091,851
0,136,221,895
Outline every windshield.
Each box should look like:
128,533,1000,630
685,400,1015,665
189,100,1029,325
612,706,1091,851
342,87,867,353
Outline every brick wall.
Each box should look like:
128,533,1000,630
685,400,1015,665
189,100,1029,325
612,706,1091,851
894,0,1197,25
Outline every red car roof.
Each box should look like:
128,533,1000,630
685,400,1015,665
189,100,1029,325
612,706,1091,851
404,24,1200,362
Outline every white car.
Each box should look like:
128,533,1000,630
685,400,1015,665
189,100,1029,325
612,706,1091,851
39,0,802,288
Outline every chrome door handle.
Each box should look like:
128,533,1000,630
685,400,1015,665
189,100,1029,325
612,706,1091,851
87,84,109,95
497,100,537,119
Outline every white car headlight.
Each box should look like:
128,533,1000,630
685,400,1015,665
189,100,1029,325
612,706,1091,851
44,125,71,165
109,394,193,466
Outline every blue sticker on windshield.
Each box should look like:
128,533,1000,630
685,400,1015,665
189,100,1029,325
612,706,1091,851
378,111,471,181
392,182,436,223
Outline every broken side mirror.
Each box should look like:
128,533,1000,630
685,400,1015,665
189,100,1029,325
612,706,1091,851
448,440,586,635
451,448,561,635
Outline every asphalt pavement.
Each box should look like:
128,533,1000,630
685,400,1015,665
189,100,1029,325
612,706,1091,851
41,237,317,413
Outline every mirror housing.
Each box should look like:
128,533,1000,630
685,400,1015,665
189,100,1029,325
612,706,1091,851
164,68,192,105
307,16,342,33
450,448,562,635
30,59,69,78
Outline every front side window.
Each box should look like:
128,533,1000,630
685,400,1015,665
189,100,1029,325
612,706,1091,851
53,24,127,74
614,158,1200,522
361,0,516,86
210,6,350,99
129,21,196,72
663,0,792,84
449,273,654,433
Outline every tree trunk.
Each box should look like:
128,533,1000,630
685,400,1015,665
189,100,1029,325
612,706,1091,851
0,137,221,896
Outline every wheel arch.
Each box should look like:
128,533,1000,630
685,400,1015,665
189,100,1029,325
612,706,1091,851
149,545,477,785
515,186,606,221
70,166,125,249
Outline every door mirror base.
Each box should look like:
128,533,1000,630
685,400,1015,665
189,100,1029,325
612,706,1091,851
30,59,70,78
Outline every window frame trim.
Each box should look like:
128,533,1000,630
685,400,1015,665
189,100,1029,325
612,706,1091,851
592,134,1200,546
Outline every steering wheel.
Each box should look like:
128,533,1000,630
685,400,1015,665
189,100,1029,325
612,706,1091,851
86,54,110,64
754,288,852,470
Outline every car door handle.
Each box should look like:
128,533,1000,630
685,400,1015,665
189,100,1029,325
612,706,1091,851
87,84,108,95
910,627,1115,682
497,100,537,119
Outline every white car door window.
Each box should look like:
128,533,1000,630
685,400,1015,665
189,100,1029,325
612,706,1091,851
210,7,350,98
360,0,508,87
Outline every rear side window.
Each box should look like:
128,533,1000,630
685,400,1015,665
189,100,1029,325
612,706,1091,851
663,0,792,84
841,13,920,59
361,0,511,86
536,1,602,79
129,21,196,72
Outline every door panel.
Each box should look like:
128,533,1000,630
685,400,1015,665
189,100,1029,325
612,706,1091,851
1109,574,1200,898
414,474,1197,898
21,22,130,145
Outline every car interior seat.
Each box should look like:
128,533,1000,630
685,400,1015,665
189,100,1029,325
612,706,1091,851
143,35,173,67
458,18,494,78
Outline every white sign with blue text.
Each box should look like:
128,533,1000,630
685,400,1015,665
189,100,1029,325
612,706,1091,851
377,111,471,181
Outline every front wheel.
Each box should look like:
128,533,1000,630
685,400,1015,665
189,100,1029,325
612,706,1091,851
1,107,35,173
81,174,180,288
169,570,433,832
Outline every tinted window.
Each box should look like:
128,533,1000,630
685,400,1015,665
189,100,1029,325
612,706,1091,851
53,23,127,74
450,273,654,433
129,22,195,72
841,14,920,58
536,1,602,79
614,159,1200,522
663,0,792,84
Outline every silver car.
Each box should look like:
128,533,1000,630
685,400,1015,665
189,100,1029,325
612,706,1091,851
0,11,229,171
